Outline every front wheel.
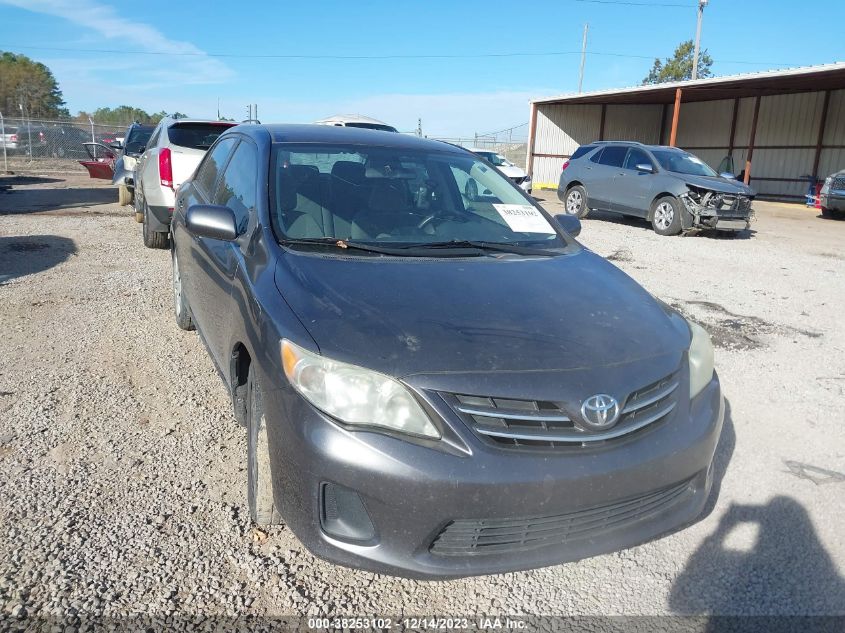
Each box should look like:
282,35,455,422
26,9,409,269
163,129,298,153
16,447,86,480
564,185,589,218
650,196,683,236
247,365,282,526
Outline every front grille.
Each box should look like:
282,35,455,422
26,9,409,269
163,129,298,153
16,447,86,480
714,193,753,216
442,370,679,449
430,478,693,556
832,177,845,191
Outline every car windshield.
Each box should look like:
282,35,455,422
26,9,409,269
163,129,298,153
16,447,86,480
167,122,235,150
651,149,717,177
474,151,508,166
270,144,568,253
125,127,153,154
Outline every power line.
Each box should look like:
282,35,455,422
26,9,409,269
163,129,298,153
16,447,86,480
0,43,802,67
574,0,694,7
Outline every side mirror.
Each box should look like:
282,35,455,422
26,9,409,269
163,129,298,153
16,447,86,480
554,213,581,237
110,141,123,150
635,163,654,173
137,145,146,154
186,204,238,241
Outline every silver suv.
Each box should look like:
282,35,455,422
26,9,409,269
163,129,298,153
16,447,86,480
558,141,755,235
134,117,236,248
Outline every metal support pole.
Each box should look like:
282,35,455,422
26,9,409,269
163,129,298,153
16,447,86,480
0,111,7,174
692,0,707,80
88,116,95,143
669,89,682,147
744,95,761,186
578,23,589,93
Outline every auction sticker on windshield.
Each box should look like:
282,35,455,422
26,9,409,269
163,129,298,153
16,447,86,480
493,204,556,234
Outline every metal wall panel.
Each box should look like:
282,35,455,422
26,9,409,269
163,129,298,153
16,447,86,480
603,105,662,142
755,92,824,146
733,97,757,145
532,156,564,188
667,98,734,147
819,148,845,178
822,89,845,147
534,104,601,155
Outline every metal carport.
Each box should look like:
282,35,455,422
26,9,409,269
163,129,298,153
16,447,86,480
526,63,845,201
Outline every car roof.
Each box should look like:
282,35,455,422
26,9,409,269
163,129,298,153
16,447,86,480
583,141,685,152
232,123,466,153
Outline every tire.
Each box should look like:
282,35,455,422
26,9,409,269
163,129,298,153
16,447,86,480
142,201,171,249
650,196,683,236
171,248,195,331
118,184,132,207
564,185,589,218
247,365,282,526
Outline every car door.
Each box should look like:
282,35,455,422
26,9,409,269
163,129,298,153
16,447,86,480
613,147,657,217
586,145,628,210
176,136,240,368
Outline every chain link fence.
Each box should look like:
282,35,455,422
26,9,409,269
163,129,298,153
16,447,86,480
0,115,130,174
430,123,529,169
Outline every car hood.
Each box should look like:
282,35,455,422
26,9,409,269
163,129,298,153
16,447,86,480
274,249,688,378
679,173,755,196
497,164,527,179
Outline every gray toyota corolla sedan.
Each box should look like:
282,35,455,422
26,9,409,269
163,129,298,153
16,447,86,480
169,124,723,579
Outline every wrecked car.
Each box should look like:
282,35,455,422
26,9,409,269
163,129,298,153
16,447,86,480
109,123,154,208
558,141,755,235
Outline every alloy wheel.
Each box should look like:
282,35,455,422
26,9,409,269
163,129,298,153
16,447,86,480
654,202,674,230
566,190,583,214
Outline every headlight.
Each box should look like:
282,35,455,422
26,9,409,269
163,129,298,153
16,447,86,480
281,339,440,439
687,319,715,399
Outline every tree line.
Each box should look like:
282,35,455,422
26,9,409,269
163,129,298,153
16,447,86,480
0,51,185,124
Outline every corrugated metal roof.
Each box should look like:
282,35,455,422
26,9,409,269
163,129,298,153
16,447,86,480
532,62,845,105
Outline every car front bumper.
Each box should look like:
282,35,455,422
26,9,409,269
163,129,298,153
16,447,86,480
821,191,845,211
262,371,724,579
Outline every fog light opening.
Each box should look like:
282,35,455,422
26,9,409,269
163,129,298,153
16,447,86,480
320,482,376,543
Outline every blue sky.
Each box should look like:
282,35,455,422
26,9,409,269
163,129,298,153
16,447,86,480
1,0,843,137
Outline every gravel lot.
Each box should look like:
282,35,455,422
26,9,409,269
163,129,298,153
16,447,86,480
0,174,843,626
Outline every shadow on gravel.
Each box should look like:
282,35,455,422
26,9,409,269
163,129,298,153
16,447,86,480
584,210,756,239
0,175,64,189
0,235,76,284
0,187,116,214
670,495,845,619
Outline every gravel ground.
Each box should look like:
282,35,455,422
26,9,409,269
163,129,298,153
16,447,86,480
0,175,843,627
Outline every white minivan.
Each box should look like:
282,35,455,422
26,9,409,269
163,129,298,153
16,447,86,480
134,117,236,248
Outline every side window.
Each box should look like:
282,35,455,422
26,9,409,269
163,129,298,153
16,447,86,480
146,126,162,150
213,141,258,233
589,147,604,164
194,137,238,199
597,145,628,168
624,148,652,170
571,145,594,161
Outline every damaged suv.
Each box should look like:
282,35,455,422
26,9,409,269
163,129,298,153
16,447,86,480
559,141,754,235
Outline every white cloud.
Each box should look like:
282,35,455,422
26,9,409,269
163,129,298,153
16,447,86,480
0,0,232,86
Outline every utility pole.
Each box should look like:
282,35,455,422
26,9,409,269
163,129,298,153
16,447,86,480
254,104,258,122
417,118,422,137
692,0,708,80
578,23,589,93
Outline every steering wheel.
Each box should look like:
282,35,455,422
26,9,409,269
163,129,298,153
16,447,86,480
417,210,467,230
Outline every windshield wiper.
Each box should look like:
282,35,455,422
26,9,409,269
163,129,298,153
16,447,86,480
395,239,559,256
279,237,417,256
